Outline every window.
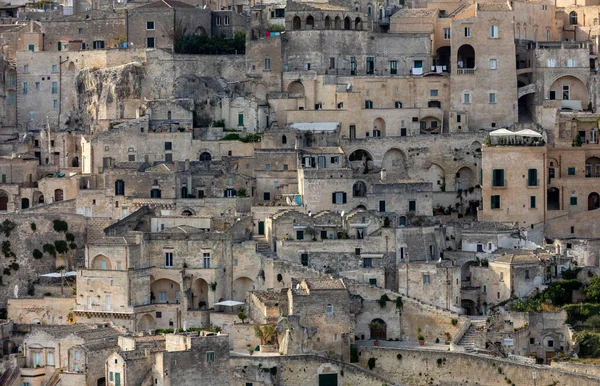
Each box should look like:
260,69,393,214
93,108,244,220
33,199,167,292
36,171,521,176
326,304,333,314
492,169,504,187
528,169,538,186
490,25,499,38
443,28,451,39
203,253,210,268
92,40,105,49
413,60,423,69
146,21,155,30
530,338,535,344
74,364,79,372
363,258,372,268
430,89,439,97
379,200,386,212
263,192,270,200
216,16,221,26
525,269,530,279
548,340,554,348
206,351,215,362
224,16,229,25
331,156,339,164
165,252,173,267
568,167,576,176
265,164,271,171
491,195,501,209
24,64,29,73
29,111,35,121
390,60,397,75
488,93,496,104
296,230,304,240
23,82,28,95
238,113,244,126
301,253,308,266
423,274,430,285
146,37,155,48
570,11,577,25
530,196,536,209
571,226,575,234
477,244,483,252
128,154,135,162
53,100,58,109
332,192,347,204
365,100,373,109
395,101,402,108
483,285,487,293
489,59,497,70
355,248,361,256
264,58,271,70
35,82,40,90
464,27,471,37
463,93,470,104
52,64,58,72
329,57,335,69
547,59,556,68
48,352,54,366
283,164,289,170
366,56,374,75
337,102,344,109
570,196,578,206
567,58,577,67
52,82,58,94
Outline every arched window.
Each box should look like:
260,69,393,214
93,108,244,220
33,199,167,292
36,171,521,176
306,15,314,29
570,11,578,25
292,16,301,30
199,152,212,161
282,135,287,144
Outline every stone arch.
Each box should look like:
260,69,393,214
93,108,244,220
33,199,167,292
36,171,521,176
586,156,600,177
0,190,8,211
306,15,314,29
97,377,106,386
334,16,342,29
195,26,207,35
199,151,212,161
455,166,475,191
324,16,331,29
549,75,588,108
356,204,367,210
287,81,305,97
348,149,373,162
54,189,64,202
91,255,112,270
181,208,195,216
192,278,209,309
352,181,367,197
151,278,181,304
470,141,482,152
457,44,475,69
570,11,577,25
382,148,407,177
344,16,351,30
232,276,255,302
420,116,441,134
67,62,76,72
369,318,387,340
33,191,44,205
292,16,301,30
425,163,446,192
373,117,386,137
138,313,155,331
71,156,79,167
355,17,362,30
589,192,600,210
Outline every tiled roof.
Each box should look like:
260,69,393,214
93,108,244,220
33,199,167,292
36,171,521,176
494,254,542,264
477,2,511,11
302,147,344,155
78,327,121,342
137,0,195,8
305,278,346,290
392,8,438,18
252,290,287,302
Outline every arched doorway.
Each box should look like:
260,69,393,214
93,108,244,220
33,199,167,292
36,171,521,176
91,255,112,270
426,163,445,192
324,16,331,29
549,75,588,109
461,299,476,315
138,314,155,331
352,181,367,197
334,16,342,29
369,318,387,340
373,117,386,137
399,216,407,226
306,15,314,29
33,191,44,205
585,157,600,177
97,377,106,386
195,26,207,35
455,167,474,191
287,81,305,97
199,152,212,161
292,16,301,30
355,17,362,29
181,186,188,198
151,279,181,304
344,17,351,30
457,44,475,69
589,192,600,210
192,278,209,309
382,148,407,177
72,157,79,167
54,189,64,202
232,277,255,302
0,190,8,211
348,149,373,174
547,188,560,210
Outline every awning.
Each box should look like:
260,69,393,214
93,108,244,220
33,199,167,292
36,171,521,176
515,129,542,138
40,271,77,278
489,128,515,137
214,300,245,307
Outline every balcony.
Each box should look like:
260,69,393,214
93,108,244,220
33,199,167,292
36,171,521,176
457,68,475,75
21,366,47,377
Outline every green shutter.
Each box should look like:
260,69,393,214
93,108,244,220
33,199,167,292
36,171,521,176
530,196,536,208
570,196,578,206
238,113,244,126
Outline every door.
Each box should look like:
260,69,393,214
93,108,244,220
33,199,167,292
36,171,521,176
258,221,265,236
115,372,121,386
159,292,167,303
105,295,111,311
545,351,555,365
319,373,338,386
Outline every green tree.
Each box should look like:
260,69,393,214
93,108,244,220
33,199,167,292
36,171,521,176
238,311,247,324
254,324,276,345
586,276,600,303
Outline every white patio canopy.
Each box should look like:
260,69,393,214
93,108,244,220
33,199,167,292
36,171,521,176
489,128,515,136
515,129,542,138
214,300,245,307
40,271,77,278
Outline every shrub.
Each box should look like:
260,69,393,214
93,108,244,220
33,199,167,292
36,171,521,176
1,241,14,258
43,243,56,257
3,268,10,275
396,353,402,360
175,31,246,55
564,303,600,325
237,311,247,324
44,292,52,297
395,296,403,310
240,133,262,143
54,240,69,254
30,223,37,231
451,318,458,326
0,219,16,237
269,367,277,376
69,243,78,250
436,358,443,366
10,262,19,271
33,249,43,259
562,267,582,280
65,233,75,242
378,294,391,308
53,219,68,232
222,133,240,141
367,357,377,370
237,188,247,197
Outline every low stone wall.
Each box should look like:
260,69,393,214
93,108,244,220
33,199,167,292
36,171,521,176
7,297,75,325
551,361,600,377
357,346,600,386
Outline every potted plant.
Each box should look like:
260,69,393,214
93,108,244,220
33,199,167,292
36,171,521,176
417,326,425,346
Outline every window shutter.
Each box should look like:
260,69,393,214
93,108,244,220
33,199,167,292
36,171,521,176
332,193,336,203
342,192,347,203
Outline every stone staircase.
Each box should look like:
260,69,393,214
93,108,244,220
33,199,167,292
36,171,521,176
255,238,277,260
458,317,487,353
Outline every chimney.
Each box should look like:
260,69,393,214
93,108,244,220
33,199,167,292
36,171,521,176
380,168,386,180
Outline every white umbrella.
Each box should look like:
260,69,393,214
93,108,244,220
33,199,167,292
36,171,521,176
489,128,515,137
40,271,77,278
515,129,542,138
214,300,245,307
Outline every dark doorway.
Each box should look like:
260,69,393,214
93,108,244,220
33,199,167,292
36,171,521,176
369,318,387,340
461,299,476,315
547,188,560,210
589,192,600,210
258,221,265,235
319,373,338,386
97,377,106,386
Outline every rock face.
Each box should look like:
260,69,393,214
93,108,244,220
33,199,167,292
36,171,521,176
75,63,145,129
0,214,86,308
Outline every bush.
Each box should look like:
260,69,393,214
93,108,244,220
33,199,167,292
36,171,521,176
562,267,582,280
43,243,56,257
30,223,37,231
240,133,262,143
53,219,68,233
451,318,458,326
69,243,78,250
2,241,14,258
222,133,240,141
44,292,52,297
564,303,600,325
65,233,75,242
54,240,69,254
237,188,247,197
10,262,19,271
575,331,600,358
33,249,43,259
0,219,16,237
378,294,391,308
175,31,246,55
367,357,377,370
212,119,226,128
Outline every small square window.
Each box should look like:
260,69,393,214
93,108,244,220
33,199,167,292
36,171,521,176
147,21,155,30
568,167,576,175
206,351,215,362
430,89,439,97
325,304,333,314
423,274,430,285
489,93,496,104
489,59,497,69
530,338,535,344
